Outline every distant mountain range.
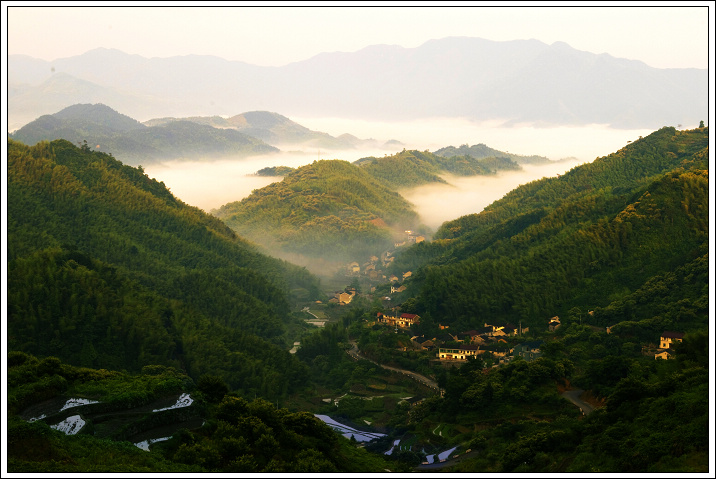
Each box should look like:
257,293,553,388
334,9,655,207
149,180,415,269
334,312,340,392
144,111,399,150
8,104,398,165
9,104,278,165
8,37,707,131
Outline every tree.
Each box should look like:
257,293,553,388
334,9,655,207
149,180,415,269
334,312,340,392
698,120,704,128
198,374,230,403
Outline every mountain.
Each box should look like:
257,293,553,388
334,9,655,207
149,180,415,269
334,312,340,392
143,110,391,149
433,143,552,164
9,104,279,165
6,71,186,132
8,39,707,129
388,126,709,337
213,159,420,266
354,149,522,189
7,137,323,394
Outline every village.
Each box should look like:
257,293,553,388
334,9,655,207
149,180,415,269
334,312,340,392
300,228,687,371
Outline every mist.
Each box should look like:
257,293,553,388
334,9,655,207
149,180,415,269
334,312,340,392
143,120,654,226
401,159,586,231
143,146,402,213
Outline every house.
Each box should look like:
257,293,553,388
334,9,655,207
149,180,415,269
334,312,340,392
492,328,508,338
376,312,420,329
659,331,684,349
513,340,543,362
411,336,435,351
402,271,412,279
548,316,561,332
486,344,512,358
437,344,484,360
435,333,455,345
476,326,494,337
389,275,399,283
655,349,675,360
334,290,356,304
391,285,407,294
461,330,486,345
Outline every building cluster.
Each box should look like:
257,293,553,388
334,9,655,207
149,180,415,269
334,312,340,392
654,331,684,360
425,321,538,366
393,230,425,248
343,229,424,283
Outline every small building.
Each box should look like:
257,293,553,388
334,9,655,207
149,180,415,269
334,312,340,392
659,331,684,349
655,349,675,360
438,344,484,360
548,316,561,332
391,285,407,294
513,340,543,362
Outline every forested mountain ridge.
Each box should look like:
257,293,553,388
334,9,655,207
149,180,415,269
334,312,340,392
214,159,420,265
390,127,709,338
433,142,551,164
7,138,322,395
9,103,279,166
354,149,523,189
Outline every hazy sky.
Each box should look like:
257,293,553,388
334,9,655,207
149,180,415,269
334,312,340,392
5,2,712,69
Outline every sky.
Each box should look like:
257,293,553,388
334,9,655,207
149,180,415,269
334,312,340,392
4,2,712,69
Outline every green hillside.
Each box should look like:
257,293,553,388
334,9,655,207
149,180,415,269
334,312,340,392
7,138,322,395
355,149,522,189
214,159,419,264
10,104,278,165
388,127,708,337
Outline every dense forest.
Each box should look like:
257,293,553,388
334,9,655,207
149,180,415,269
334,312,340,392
9,104,278,165
433,142,552,164
7,137,322,396
214,159,420,264
354,148,523,189
388,127,709,336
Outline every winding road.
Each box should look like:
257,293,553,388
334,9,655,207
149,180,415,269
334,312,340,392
560,389,594,415
346,340,440,392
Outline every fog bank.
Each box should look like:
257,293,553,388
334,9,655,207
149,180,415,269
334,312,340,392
143,121,652,220
401,159,587,231
291,117,654,161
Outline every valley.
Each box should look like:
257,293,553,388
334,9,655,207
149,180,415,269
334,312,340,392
5,109,710,474
5,6,712,473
